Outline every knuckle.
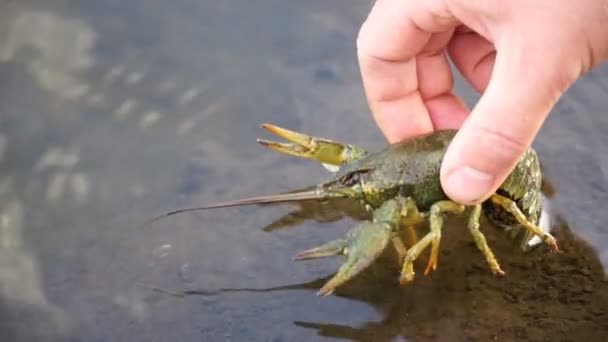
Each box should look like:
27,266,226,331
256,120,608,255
420,0,455,28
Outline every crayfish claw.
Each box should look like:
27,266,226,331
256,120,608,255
294,239,347,260
316,220,393,295
258,123,368,168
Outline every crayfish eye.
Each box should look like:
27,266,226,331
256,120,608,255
340,170,369,187
341,173,359,187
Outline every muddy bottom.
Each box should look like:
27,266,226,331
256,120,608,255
153,200,607,342
385,218,608,342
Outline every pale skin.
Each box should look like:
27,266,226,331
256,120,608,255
357,0,608,205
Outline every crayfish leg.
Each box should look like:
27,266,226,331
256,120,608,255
391,198,425,265
391,236,407,260
399,197,425,246
467,204,505,276
400,200,465,284
405,225,419,248
489,194,559,252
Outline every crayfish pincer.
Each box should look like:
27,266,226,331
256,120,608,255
152,123,558,296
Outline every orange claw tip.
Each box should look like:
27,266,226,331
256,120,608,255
256,139,286,150
293,251,317,261
316,287,334,297
260,123,284,137
293,253,307,261
549,240,560,253
260,123,279,132
260,123,304,142
423,261,438,276
316,277,340,296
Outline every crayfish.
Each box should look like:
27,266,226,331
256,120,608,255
152,124,558,296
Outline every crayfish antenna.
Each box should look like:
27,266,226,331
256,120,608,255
143,188,340,226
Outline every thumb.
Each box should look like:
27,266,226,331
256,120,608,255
440,42,579,205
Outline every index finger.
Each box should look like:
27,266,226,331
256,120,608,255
357,0,457,142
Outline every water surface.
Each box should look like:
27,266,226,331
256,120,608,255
0,1,606,341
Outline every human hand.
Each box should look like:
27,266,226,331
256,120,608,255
357,0,608,204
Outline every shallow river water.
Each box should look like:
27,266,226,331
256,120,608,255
0,1,606,341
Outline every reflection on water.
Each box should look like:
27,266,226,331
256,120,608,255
0,182,70,340
1,10,96,102
0,1,606,341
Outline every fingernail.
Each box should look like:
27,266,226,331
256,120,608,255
445,166,495,204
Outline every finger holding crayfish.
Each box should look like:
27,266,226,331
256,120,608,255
150,123,560,296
